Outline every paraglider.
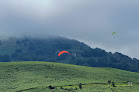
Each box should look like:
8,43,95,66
58,51,70,56
112,32,117,39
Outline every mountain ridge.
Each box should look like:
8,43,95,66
0,36,138,72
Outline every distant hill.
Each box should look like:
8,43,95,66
0,36,139,72
0,61,139,92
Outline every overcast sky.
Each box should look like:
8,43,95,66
0,0,139,59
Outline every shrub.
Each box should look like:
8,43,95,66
108,80,111,84
112,82,115,87
48,85,55,89
79,83,82,89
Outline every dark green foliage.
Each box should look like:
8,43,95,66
49,85,55,89
15,68,19,71
0,54,11,62
79,83,82,89
108,80,111,84
11,53,18,60
112,82,115,87
81,48,107,57
15,49,22,53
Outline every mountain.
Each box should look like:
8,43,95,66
0,36,139,72
0,61,139,92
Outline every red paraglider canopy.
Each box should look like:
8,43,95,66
58,51,70,56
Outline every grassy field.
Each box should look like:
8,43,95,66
0,61,139,92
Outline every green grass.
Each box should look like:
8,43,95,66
0,61,139,92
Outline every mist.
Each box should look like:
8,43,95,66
0,0,139,59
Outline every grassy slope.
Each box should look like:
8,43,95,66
0,61,139,92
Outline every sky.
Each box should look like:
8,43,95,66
0,0,139,59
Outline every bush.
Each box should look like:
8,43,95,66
107,80,111,84
79,83,82,89
48,85,55,89
112,82,115,87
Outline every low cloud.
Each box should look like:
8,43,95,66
0,0,139,59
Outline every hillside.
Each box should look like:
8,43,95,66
0,61,139,92
0,37,139,72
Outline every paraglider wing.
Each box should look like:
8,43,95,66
112,32,117,35
58,51,70,56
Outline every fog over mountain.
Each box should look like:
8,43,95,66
0,0,139,59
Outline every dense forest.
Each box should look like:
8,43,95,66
0,36,139,72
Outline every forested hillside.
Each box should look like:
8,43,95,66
0,37,139,72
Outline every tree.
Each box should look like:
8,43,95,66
112,82,115,87
108,80,111,84
79,83,82,89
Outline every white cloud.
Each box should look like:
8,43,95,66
0,0,139,59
